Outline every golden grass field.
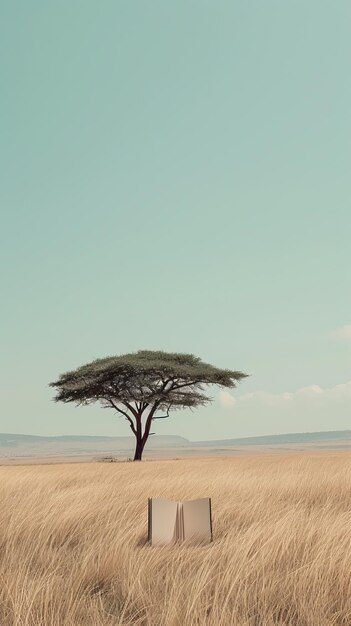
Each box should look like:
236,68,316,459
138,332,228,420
0,451,350,626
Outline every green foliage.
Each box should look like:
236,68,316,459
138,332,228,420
49,350,248,412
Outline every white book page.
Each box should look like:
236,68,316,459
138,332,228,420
182,498,212,545
149,499,178,546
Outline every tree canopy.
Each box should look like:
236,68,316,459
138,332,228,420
50,350,248,460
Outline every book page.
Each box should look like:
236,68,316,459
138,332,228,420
182,498,212,545
149,498,178,546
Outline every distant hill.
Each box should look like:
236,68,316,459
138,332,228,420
0,430,350,459
192,430,351,447
0,433,189,446
0,434,190,457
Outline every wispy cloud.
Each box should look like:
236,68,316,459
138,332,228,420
332,325,351,340
217,380,351,435
219,380,351,408
218,390,237,408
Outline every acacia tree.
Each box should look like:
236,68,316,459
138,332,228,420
49,350,248,461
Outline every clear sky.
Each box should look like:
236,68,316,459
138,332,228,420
1,1,350,441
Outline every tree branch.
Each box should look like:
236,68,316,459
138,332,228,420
108,399,137,436
141,402,160,445
170,380,198,391
123,401,139,419
152,409,170,420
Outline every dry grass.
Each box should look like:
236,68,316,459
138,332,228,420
0,452,350,626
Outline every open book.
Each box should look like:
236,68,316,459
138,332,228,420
148,498,213,546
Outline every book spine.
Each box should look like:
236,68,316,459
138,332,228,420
209,498,213,542
177,501,185,543
148,498,152,543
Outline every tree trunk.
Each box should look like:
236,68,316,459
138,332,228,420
133,405,157,461
133,435,144,461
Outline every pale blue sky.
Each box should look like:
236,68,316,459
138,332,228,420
1,1,350,440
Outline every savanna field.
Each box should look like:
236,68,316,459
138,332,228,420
0,452,350,626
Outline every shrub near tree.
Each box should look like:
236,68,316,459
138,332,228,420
50,350,248,461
